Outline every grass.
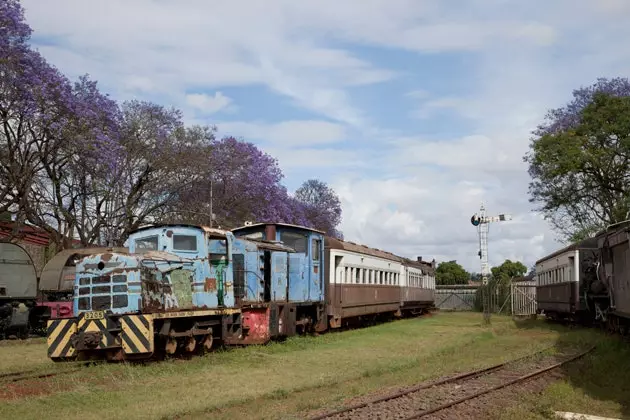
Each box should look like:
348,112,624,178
0,312,628,420
488,319,630,420
0,337,56,374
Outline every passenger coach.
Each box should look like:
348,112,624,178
535,236,599,321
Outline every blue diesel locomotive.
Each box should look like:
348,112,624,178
46,223,325,361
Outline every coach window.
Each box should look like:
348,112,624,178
312,239,321,261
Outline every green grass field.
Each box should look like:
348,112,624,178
0,312,628,420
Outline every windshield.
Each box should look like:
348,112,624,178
135,236,159,253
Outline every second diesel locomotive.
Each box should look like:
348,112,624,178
46,222,436,361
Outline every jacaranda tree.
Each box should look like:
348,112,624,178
524,77,630,242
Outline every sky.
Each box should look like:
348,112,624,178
21,0,630,273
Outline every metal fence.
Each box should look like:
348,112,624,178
435,285,481,311
435,277,537,317
510,279,537,316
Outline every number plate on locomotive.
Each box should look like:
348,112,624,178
84,311,105,320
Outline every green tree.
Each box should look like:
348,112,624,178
435,260,470,285
524,78,630,242
490,259,528,282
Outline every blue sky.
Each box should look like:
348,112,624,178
22,0,630,272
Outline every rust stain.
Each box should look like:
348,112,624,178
204,278,217,292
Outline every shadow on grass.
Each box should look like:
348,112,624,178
513,316,630,419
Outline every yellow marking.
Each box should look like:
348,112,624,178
150,308,240,319
84,311,105,320
121,315,154,354
47,319,77,359
84,320,101,333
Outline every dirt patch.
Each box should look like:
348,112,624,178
0,379,61,400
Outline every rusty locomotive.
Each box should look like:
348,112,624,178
46,222,436,361
535,220,630,334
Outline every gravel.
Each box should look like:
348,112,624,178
309,350,581,420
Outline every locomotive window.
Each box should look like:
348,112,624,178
78,297,90,310
136,236,158,252
113,285,127,293
113,295,128,308
280,231,307,253
0,287,5,296
312,239,321,261
79,287,90,295
112,275,126,283
92,286,111,294
173,234,197,251
92,276,110,285
79,277,90,285
92,296,110,310
243,231,264,240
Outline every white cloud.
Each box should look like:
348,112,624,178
333,173,561,272
185,92,234,115
217,120,347,147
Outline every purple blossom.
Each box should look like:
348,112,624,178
535,77,630,137
294,179,343,238
69,75,122,174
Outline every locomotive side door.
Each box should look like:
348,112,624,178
310,237,323,301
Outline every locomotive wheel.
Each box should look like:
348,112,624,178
165,338,177,355
185,337,196,353
202,334,213,351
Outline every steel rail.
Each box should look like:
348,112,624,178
403,345,596,419
308,345,559,420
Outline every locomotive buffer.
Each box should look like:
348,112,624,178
470,202,512,324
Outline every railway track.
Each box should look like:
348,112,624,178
309,345,595,420
0,361,102,385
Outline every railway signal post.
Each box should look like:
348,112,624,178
470,202,512,325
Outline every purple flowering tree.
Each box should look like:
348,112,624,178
524,77,630,242
99,100,214,245
167,136,314,229
0,0,123,249
294,179,343,239
26,75,123,248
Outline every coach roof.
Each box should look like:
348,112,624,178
325,236,404,262
535,236,599,265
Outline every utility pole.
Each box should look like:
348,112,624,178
209,179,213,228
470,202,512,325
